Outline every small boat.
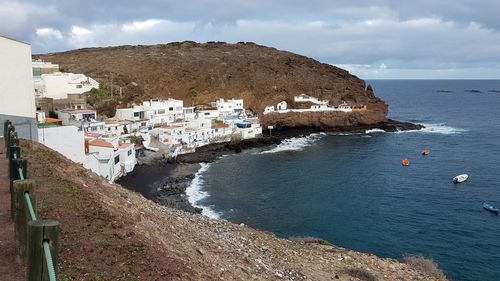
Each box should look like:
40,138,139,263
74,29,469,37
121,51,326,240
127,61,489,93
421,149,430,155
453,174,468,183
483,202,499,215
402,159,410,166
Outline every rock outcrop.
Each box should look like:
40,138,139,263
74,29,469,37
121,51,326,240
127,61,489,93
37,41,388,128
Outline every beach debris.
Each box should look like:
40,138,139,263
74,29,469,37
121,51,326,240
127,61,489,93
402,159,410,166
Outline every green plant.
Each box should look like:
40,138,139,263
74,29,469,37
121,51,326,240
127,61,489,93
189,87,198,106
86,87,113,106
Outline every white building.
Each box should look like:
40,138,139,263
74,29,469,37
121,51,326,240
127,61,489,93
277,101,287,110
32,60,59,77
142,99,184,124
57,109,97,125
294,94,328,105
213,98,244,115
38,125,86,163
85,138,136,182
35,72,99,100
0,35,37,140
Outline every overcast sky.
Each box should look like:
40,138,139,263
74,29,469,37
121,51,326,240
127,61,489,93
2,0,499,79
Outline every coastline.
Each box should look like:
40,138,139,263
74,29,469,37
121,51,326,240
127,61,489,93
118,119,423,214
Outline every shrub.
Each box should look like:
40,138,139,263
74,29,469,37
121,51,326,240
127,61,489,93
344,267,378,281
404,255,446,279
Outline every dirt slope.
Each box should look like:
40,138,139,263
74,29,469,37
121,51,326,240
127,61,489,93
19,140,448,281
37,42,387,127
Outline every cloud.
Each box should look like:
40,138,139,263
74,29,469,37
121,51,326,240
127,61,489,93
35,27,63,39
122,19,163,32
2,0,500,78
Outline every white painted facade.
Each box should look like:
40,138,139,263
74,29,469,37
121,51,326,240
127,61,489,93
142,99,184,124
57,109,97,125
35,72,99,100
85,138,136,182
214,98,244,114
264,95,352,115
38,125,86,164
0,35,37,139
294,94,328,105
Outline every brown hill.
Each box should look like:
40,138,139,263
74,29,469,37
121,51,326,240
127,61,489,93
5,139,447,280
37,41,387,128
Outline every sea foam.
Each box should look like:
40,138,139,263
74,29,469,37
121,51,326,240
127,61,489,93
398,123,466,135
260,133,325,154
185,163,221,219
365,128,386,134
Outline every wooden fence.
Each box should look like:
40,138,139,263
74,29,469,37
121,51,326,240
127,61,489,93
4,120,59,281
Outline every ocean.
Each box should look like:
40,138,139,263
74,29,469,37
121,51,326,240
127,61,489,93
187,80,500,281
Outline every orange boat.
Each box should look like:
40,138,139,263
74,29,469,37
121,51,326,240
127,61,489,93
421,149,430,155
402,159,410,166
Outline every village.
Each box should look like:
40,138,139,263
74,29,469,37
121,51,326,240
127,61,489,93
2,35,360,183
31,60,365,182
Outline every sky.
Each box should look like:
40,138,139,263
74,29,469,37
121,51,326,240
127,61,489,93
1,0,500,79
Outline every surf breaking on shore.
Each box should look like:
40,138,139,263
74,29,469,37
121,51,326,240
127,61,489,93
185,163,222,219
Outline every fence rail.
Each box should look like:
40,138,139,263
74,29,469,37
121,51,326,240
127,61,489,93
4,120,59,281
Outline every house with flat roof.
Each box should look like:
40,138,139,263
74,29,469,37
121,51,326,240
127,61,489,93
0,35,38,140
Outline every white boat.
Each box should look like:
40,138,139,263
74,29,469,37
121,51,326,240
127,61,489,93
453,174,469,183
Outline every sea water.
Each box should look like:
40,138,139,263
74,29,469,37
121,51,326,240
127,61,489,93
188,80,500,281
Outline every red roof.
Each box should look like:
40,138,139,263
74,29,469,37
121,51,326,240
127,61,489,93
118,143,133,149
212,123,229,129
89,139,114,148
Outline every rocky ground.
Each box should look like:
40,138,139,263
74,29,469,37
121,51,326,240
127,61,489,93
16,139,448,281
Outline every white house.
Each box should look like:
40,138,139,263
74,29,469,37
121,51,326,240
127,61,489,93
0,35,37,140
85,138,136,182
115,106,147,122
32,60,59,77
214,98,244,115
38,125,85,163
294,94,328,105
264,106,275,114
142,99,184,124
277,101,287,110
35,72,99,100
57,109,97,125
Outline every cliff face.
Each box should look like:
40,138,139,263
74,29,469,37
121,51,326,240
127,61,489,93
38,41,388,127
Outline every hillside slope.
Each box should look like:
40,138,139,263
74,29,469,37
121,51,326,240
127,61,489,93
38,42,387,127
20,140,447,280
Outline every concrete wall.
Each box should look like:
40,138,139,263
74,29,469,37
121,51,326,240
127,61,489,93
0,114,38,140
38,125,85,163
0,36,37,139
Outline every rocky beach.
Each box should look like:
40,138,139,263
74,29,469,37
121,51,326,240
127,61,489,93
118,119,423,214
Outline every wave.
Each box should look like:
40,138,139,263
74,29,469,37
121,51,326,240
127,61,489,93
185,163,221,219
260,133,325,154
397,123,466,135
365,128,385,134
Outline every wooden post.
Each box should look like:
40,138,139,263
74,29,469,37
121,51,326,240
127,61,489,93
6,128,16,159
13,179,36,263
27,219,59,281
8,145,21,181
3,120,11,153
10,158,27,219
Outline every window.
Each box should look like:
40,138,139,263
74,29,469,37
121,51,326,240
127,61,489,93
204,112,210,116
128,150,132,156
169,107,174,111
114,155,120,164
76,85,82,89
133,112,140,117
158,109,165,114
